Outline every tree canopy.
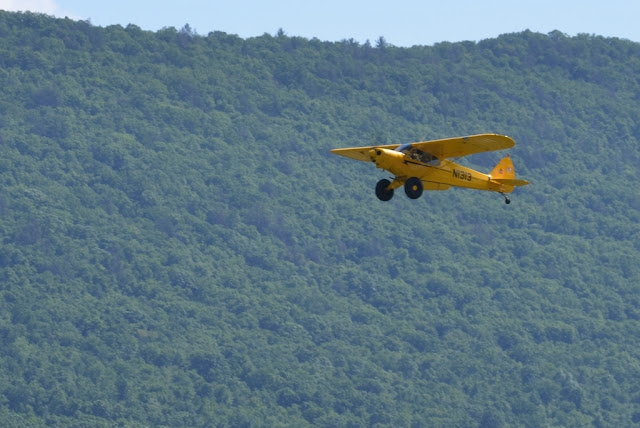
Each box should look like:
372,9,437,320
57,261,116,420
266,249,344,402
0,10,639,426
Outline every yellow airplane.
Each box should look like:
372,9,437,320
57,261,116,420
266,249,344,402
331,133,529,204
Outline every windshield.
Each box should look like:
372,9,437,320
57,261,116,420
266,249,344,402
395,144,439,165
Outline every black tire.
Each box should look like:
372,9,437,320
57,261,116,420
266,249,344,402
375,179,394,201
505,197,511,204
404,177,423,199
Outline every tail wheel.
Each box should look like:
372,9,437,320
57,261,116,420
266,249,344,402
404,177,423,199
500,192,511,204
375,179,394,201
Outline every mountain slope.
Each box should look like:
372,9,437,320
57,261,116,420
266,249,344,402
0,11,639,427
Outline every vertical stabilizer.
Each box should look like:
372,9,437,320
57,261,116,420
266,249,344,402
490,155,515,180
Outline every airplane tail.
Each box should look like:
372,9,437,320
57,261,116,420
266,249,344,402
490,155,529,187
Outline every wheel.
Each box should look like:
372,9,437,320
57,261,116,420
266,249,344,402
375,179,394,201
505,197,511,204
404,177,423,199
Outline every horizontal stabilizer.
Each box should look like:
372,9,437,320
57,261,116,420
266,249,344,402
492,178,529,187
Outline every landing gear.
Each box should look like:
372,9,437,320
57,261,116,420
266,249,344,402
376,177,424,201
375,179,394,201
500,192,511,204
404,177,423,199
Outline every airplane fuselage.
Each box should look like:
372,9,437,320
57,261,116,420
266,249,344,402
369,148,513,193
330,133,528,203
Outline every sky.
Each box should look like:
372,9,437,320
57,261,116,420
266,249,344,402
2,0,640,47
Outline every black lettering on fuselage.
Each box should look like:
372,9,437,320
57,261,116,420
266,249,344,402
453,169,472,181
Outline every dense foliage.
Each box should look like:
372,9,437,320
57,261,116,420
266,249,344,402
0,10,640,426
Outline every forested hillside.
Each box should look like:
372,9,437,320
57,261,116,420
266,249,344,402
1,10,640,427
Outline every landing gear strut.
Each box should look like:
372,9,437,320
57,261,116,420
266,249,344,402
500,192,511,204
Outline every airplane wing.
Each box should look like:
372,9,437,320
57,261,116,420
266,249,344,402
330,143,400,162
410,133,515,160
330,134,514,162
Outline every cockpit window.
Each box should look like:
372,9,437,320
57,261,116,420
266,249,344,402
395,143,413,152
395,144,439,165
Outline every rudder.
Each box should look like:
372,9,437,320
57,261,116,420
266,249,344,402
491,155,515,180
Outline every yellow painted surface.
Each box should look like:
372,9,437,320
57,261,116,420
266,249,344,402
331,133,528,199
